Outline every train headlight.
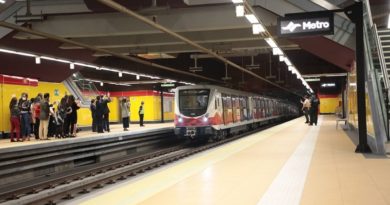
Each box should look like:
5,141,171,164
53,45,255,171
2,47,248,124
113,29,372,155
203,117,208,122
178,117,183,123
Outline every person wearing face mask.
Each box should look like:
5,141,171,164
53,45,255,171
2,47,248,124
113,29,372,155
18,93,31,141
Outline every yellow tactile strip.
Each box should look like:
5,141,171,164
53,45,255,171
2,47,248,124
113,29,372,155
301,116,390,205
258,117,322,205
70,117,311,205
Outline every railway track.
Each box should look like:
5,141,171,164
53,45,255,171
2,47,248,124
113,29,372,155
0,121,284,205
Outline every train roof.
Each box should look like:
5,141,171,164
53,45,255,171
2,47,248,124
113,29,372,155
175,85,288,102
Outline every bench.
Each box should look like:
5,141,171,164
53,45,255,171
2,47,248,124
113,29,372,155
336,118,348,129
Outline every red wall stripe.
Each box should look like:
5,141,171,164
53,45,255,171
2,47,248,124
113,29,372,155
0,74,38,87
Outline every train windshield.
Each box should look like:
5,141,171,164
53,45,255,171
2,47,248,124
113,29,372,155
179,89,210,116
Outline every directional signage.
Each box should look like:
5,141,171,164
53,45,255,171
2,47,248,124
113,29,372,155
161,83,175,88
277,12,334,37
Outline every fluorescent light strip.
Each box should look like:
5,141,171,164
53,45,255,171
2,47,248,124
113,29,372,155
245,14,259,24
388,14,390,29
252,24,265,34
232,0,243,4
264,38,277,48
0,47,193,87
236,5,244,17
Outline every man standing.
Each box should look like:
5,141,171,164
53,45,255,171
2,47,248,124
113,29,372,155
139,101,145,127
39,93,52,140
301,95,311,123
309,93,320,126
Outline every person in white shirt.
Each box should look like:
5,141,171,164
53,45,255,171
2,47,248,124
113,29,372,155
301,95,311,123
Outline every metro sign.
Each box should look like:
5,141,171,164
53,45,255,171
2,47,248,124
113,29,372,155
278,12,334,37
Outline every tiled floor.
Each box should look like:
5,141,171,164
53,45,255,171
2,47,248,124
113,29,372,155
67,115,390,205
0,123,173,149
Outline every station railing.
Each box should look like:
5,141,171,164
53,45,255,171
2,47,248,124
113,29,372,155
361,0,389,153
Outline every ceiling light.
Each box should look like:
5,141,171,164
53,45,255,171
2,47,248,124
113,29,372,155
245,14,259,24
235,5,245,17
232,0,243,3
305,78,320,82
35,57,41,64
272,47,283,55
70,63,75,70
252,24,265,34
284,58,292,66
321,83,336,87
136,75,140,80
118,72,122,77
264,38,277,48
279,55,285,62
96,67,101,70
41,56,70,63
0,1,6,4
100,82,104,86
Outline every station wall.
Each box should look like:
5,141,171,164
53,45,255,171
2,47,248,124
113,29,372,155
318,94,341,114
0,75,174,134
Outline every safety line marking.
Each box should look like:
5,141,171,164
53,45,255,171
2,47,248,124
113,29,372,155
69,118,302,205
257,116,322,205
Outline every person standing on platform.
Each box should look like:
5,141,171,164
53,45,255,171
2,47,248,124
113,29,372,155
70,96,81,137
90,99,97,132
95,95,104,133
309,93,320,126
39,93,52,140
31,93,42,139
301,95,311,124
9,97,21,142
139,101,145,127
120,98,130,131
102,93,111,132
18,93,31,141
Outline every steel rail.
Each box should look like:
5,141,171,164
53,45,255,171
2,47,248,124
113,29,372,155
1,118,290,205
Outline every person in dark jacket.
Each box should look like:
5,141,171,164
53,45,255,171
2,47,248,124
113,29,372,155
95,95,104,133
9,97,21,142
90,99,97,132
101,94,111,132
39,93,52,140
139,101,145,127
309,93,320,126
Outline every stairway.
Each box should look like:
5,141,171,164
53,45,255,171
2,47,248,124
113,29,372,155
377,28,390,141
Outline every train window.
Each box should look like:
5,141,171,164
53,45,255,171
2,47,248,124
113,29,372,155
179,89,210,116
222,94,233,124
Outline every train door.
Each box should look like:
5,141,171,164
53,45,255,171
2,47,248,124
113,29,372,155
240,96,248,121
232,95,240,122
222,94,233,125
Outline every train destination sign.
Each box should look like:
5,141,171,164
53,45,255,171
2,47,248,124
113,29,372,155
277,12,334,37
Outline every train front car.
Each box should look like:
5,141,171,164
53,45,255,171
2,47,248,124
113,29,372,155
174,86,220,141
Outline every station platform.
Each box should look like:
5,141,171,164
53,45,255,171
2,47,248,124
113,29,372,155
65,115,390,205
0,123,173,150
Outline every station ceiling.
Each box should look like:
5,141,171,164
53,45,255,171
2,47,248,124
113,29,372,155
0,0,387,98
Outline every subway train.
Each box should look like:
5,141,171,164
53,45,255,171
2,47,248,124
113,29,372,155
174,85,299,141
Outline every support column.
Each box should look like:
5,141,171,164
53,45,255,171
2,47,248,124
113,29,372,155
345,2,371,153
160,88,164,123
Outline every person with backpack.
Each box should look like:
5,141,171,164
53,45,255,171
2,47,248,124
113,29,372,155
39,93,53,140
309,93,320,126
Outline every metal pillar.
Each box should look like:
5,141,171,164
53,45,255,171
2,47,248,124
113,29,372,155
345,2,371,153
160,88,164,123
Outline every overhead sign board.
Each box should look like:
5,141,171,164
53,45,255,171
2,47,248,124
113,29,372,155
277,12,334,37
161,83,175,88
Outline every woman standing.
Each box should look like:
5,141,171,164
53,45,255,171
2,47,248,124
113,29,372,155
9,97,21,142
120,98,130,131
18,93,31,141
